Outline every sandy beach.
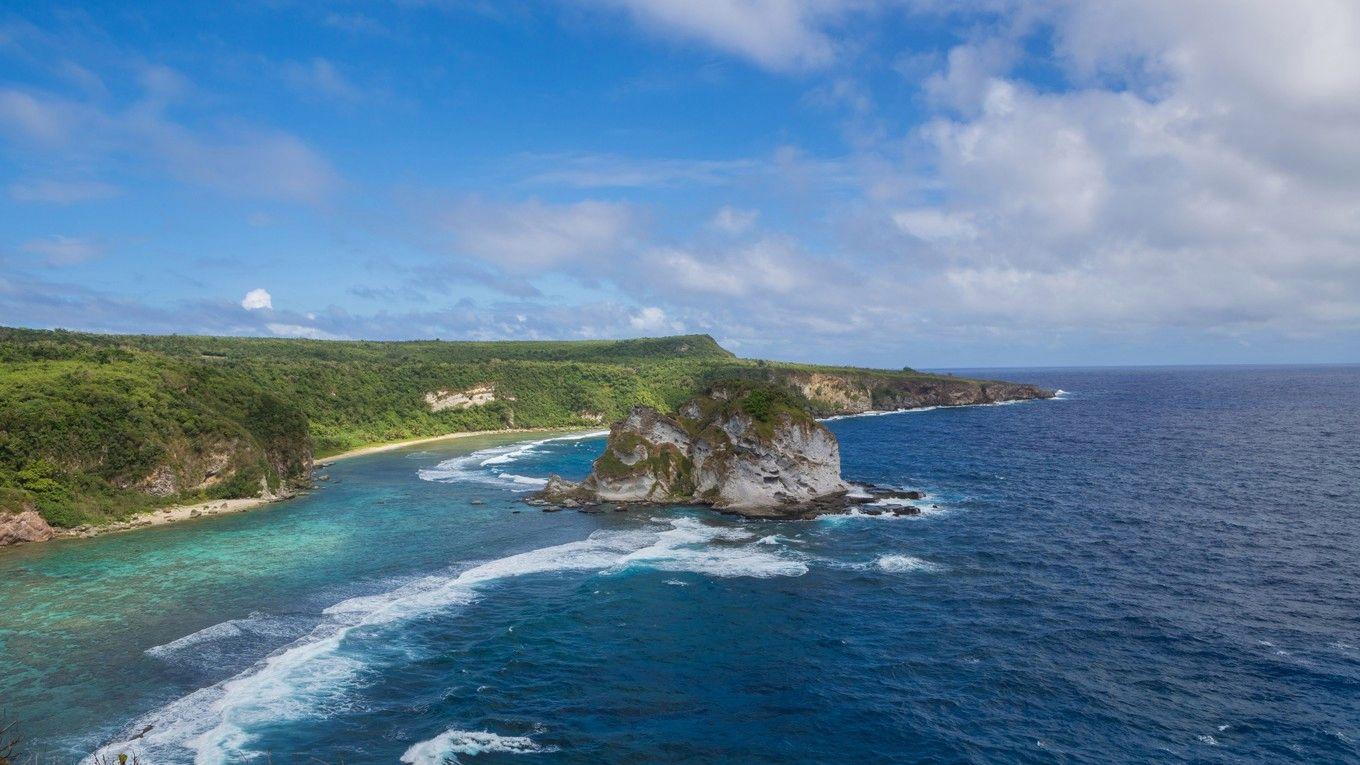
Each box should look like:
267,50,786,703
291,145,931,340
53,426,591,541
319,426,587,464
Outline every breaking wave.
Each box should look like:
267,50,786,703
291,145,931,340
417,431,607,490
401,729,555,764
92,517,803,764
875,555,942,573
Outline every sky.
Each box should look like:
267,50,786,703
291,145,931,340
1,1,1358,368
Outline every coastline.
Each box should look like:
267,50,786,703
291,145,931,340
318,426,589,464
30,395,1056,546
47,426,595,543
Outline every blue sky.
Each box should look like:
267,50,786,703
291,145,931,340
2,1,1358,367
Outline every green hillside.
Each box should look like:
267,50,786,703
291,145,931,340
0,327,1046,528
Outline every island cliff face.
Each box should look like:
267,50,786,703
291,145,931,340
785,371,1050,416
538,383,850,517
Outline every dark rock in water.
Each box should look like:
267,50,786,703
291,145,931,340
891,506,921,516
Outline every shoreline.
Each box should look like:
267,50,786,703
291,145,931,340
32,395,1055,546
318,426,589,464
48,426,596,543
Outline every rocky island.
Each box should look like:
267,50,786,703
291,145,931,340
534,382,964,519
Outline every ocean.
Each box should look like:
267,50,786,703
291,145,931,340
1,365,1357,763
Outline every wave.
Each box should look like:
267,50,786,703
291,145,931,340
875,555,941,573
401,729,555,764
92,517,803,764
144,613,307,663
417,431,607,491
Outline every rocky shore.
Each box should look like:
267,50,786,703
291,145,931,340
531,381,980,520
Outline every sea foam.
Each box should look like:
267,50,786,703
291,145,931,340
875,555,941,573
417,431,607,491
92,517,803,764
401,729,555,764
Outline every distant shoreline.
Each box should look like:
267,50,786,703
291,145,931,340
39,396,1055,545
52,426,597,543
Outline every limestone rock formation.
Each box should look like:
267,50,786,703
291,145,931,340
534,382,850,517
424,384,508,412
0,495,54,547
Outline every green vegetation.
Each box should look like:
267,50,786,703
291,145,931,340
0,326,1021,528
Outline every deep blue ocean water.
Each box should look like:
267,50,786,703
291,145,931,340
2,366,1358,763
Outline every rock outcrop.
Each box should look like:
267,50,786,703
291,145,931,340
424,384,509,412
0,494,54,547
534,383,851,518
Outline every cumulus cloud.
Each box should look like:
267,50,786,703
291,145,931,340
241,288,273,311
629,306,674,331
878,0,1360,337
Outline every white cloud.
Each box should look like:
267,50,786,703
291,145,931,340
241,288,273,311
629,306,673,331
0,68,340,204
438,198,636,273
20,235,102,265
891,208,977,242
590,0,867,71
267,322,343,340
709,205,759,234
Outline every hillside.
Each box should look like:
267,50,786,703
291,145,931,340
0,327,1050,530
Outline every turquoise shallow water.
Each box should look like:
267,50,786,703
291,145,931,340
3,366,1359,763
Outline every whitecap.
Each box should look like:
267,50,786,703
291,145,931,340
876,555,941,573
145,613,310,664
93,518,802,764
609,518,804,579
401,729,555,765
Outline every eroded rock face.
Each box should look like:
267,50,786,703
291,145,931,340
423,384,505,412
0,508,54,547
534,383,849,517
